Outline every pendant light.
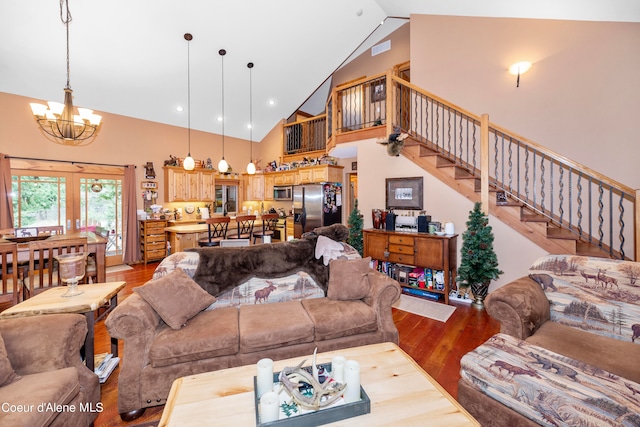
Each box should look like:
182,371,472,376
217,49,229,173
246,62,256,175
183,33,195,171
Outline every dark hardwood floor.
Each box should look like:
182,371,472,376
2,263,500,426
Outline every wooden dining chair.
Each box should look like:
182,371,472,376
198,217,230,247
0,242,19,306
25,237,89,300
252,214,279,244
227,215,256,241
37,225,64,235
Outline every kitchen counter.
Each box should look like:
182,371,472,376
165,218,266,252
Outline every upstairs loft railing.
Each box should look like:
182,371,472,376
281,71,638,260
283,114,327,155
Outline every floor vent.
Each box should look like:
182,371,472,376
371,40,391,56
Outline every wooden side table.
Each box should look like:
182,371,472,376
0,281,126,371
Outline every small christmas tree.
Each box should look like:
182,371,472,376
347,199,364,256
457,202,503,308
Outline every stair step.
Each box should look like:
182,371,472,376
520,206,549,223
435,156,456,167
473,180,497,193
454,168,475,179
419,145,440,157
576,241,613,257
403,135,421,147
546,226,579,240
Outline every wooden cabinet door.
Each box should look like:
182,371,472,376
312,167,329,183
165,168,186,202
415,237,445,269
283,171,297,185
185,171,200,201
264,176,274,201
298,168,313,184
364,231,388,261
200,171,214,201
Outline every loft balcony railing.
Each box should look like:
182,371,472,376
283,114,327,156
282,71,638,260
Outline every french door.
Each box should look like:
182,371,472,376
12,167,124,266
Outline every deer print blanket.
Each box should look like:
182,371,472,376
460,333,640,426
528,255,640,343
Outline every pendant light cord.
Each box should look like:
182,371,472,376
187,36,191,155
220,49,226,159
248,62,253,160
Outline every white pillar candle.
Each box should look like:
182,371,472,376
256,358,274,398
343,360,361,403
259,391,279,423
331,356,346,383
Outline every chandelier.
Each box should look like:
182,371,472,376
29,0,102,145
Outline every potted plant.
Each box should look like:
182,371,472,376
347,199,364,256
456,202,503,309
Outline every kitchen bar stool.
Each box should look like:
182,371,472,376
198,217,230,247
252,213,279,244
228,215,255,242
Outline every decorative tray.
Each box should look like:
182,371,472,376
254,362,371,427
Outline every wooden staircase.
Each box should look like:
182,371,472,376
401,138,614,258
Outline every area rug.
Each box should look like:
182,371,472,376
106,264,134,273
392,294,456,323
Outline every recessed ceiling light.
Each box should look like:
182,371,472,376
268,99,276,106
247,123,252,129
176,106,184,112
356,9,363,17
217,115,223,122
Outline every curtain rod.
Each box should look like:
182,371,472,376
4,155,135,168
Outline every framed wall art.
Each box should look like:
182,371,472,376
385,177,423,210
371,81,386,102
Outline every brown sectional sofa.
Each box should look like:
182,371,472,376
458,255,640,426
0,313,100,427
106,225,401,420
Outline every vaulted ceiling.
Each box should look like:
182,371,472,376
1,0,638,142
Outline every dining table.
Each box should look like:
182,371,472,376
0,231,108,284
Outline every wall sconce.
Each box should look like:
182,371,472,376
508,61,532,88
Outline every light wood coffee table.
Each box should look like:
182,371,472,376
0,281,125,371
159,342,479,426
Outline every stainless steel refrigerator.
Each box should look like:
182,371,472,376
293,183,342,238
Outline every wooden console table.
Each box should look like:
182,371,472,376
363,229,457,303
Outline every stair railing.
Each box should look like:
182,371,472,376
388,74,637,260
283,114,327,155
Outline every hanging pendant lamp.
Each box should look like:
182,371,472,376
217,49,229,173
246,62,256,175
183,33,195,171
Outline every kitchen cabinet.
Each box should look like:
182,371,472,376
139,219,167,264
245,174,265,201
164,167,215,202
363,229,457,304
298,165,343,184
273,170,298,186
264,175,274,201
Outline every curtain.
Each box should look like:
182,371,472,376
0,154,14,229
122,165,140,264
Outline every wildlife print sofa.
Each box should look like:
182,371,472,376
105,226,402,420
458,255,640,427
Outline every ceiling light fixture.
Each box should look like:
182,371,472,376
508,61,532,88
29,0,102,145
246,62,256,175
217,49,229,173
183,33,195,171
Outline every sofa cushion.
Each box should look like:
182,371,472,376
134,268,217,330
0,367,80,427
302,298,377,341
0,332,20,386
239,300,314,353
525,321,640,383
327,257,371,301
150,307,239,367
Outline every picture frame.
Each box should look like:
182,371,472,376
371,82,386,103
496,190,508,206
385,177,423,210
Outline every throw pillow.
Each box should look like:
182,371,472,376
327,257,371,301
134,268,216,330
0,331,21,386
